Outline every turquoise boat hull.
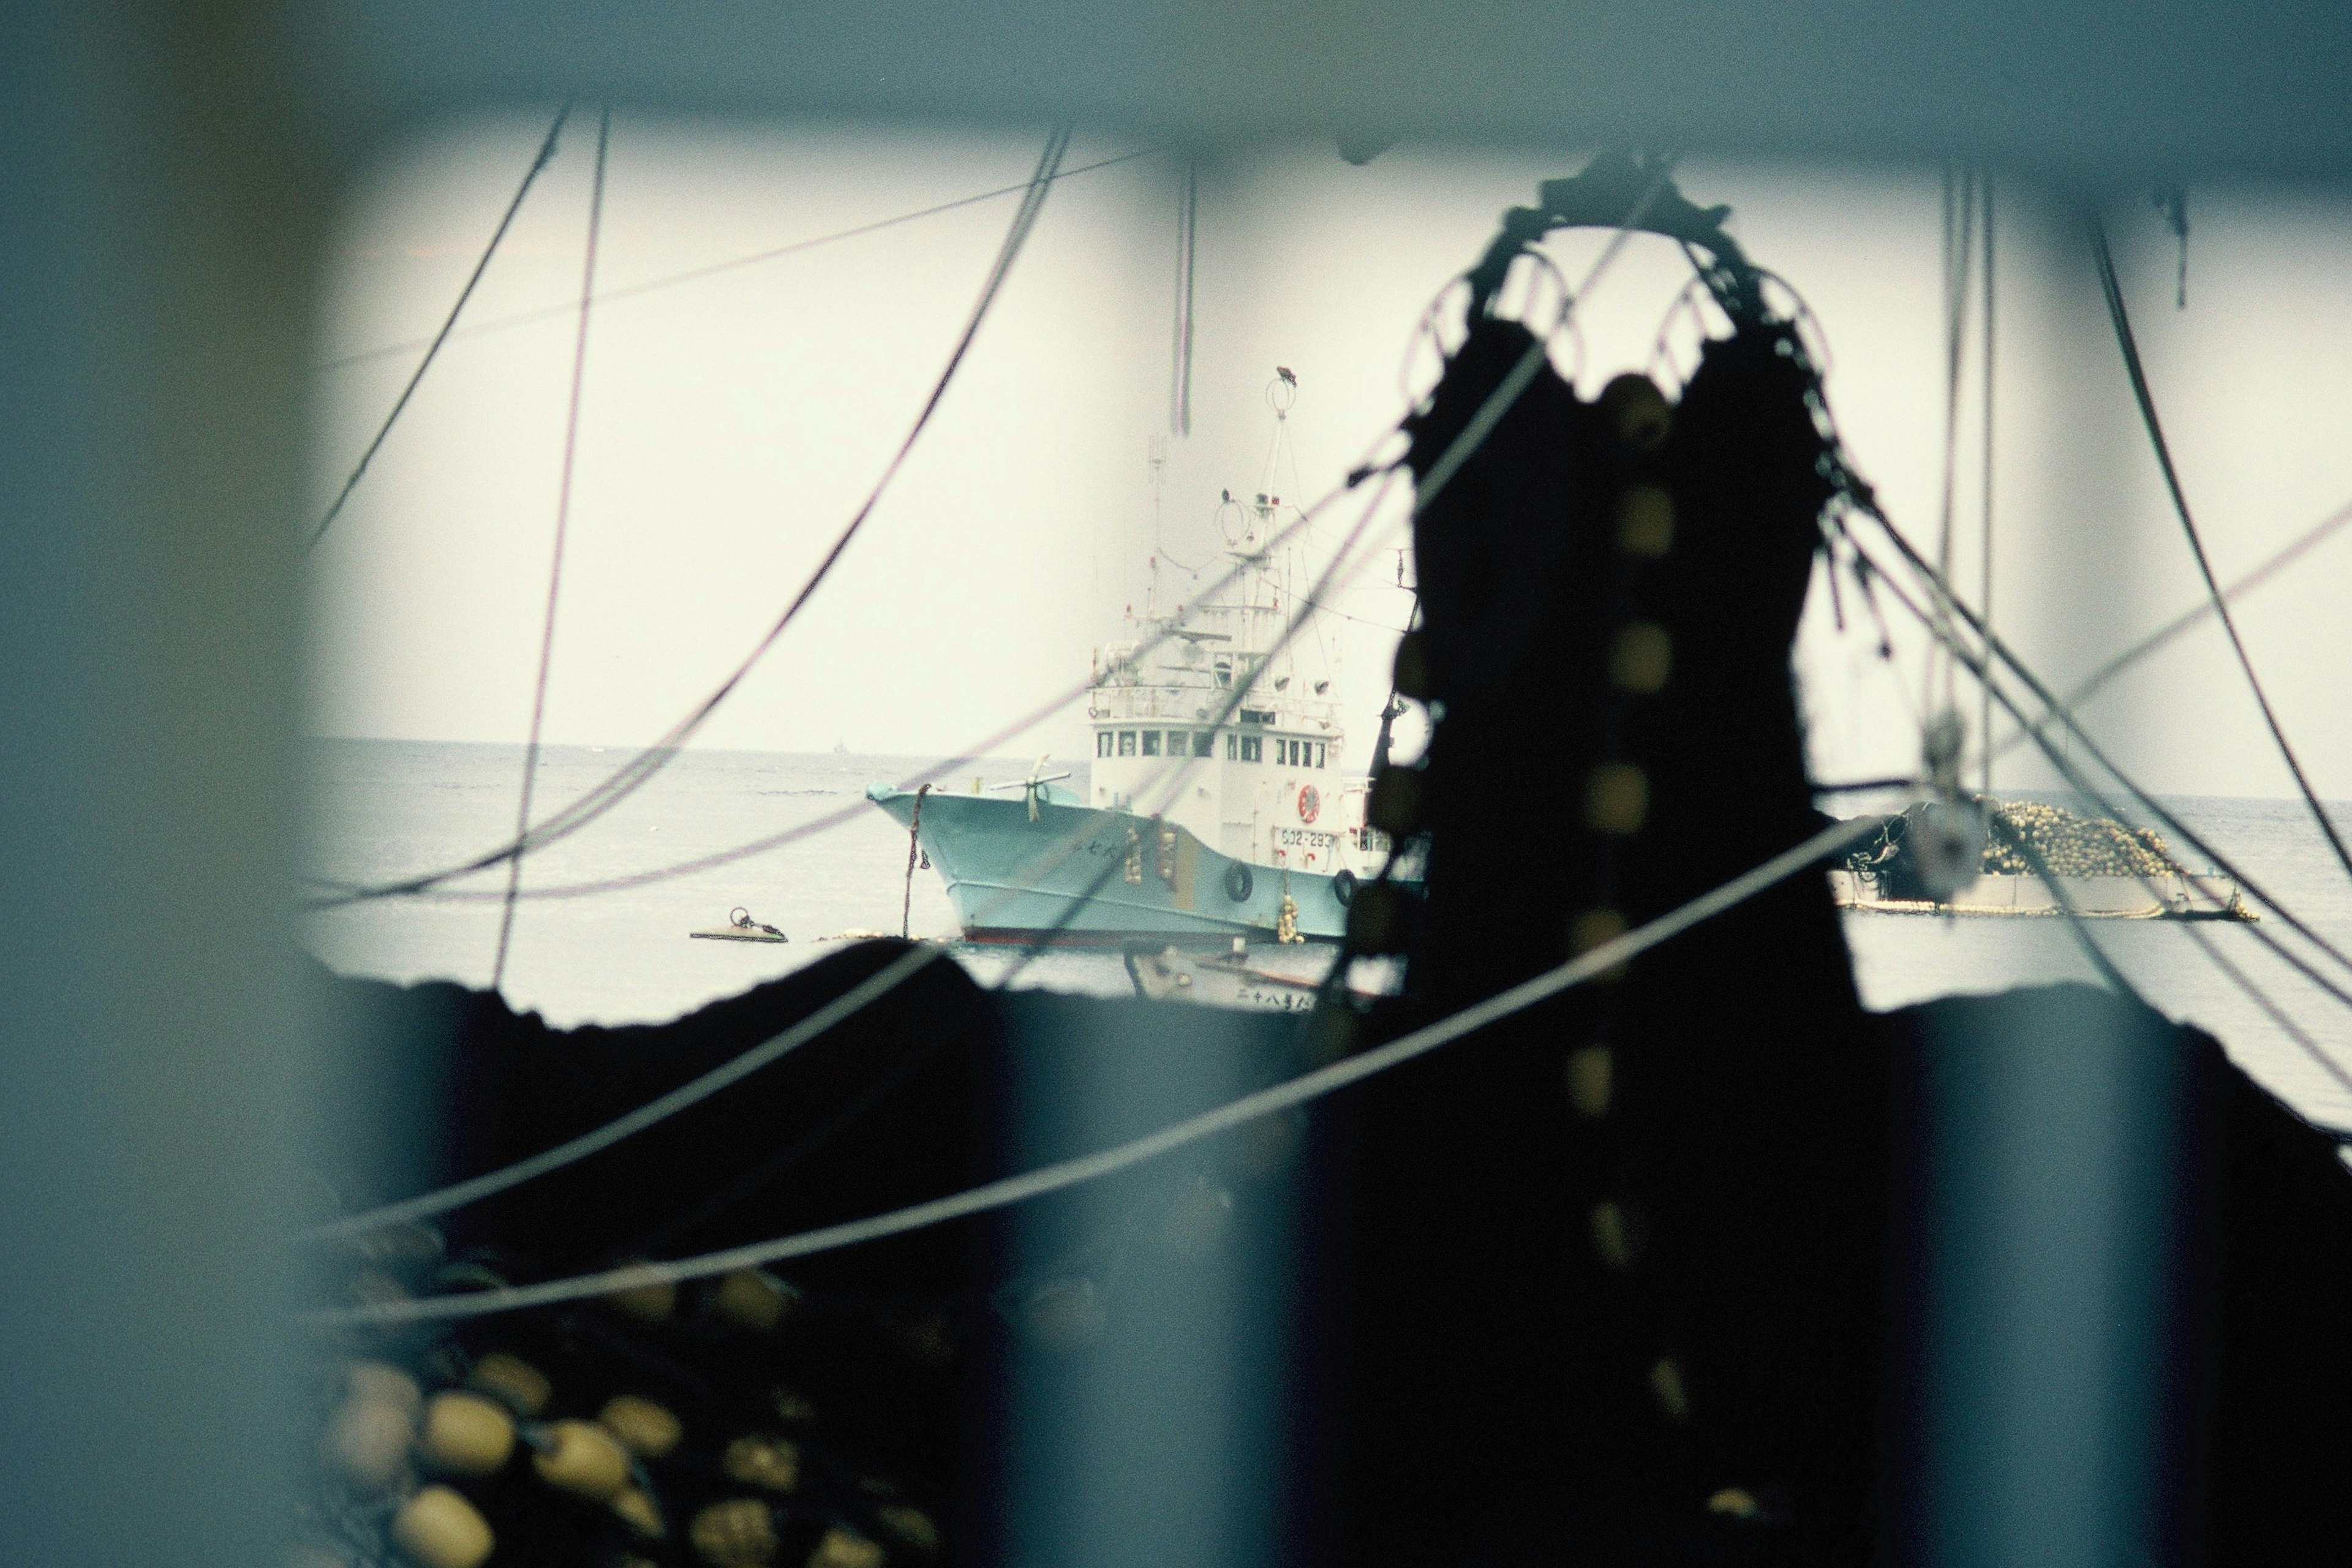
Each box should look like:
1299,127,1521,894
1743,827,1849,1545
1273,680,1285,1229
865,785,1355,945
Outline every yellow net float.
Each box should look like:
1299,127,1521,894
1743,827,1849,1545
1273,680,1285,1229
599,1393,684,1460
690,1498,779,1567
417,1391,515,1477
391,1485,496,1568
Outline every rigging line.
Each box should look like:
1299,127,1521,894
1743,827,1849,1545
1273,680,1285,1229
1315,600,1412,636
318,145,1161,374
1990,496,2352,769
314,471,1375,910
492,107,610,992
296,945,943,1243
2180,916,2352,1104
1980,174,1996,795
978,179,1671,981
1170,160,1196,437
500,129,1070,835
318,157,1657,916
1849,511,2352,996
307,105,570,554
1994,809,2144,1002
1869,556,2352,1080
310,812,1881,1327
1928,167,1975,718
1844,533,2352,1072
309,127,1075,911
1855,515,2352,986
1669,229,2352,1011
2090,217,2352,887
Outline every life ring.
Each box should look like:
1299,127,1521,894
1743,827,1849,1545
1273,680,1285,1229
1298,783,1321,823
1332,869,1357,907
1224,861,1255,903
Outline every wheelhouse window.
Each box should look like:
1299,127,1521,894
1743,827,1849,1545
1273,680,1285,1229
1096,731,1112,758
1118,731,1137,756
1194,731,1216,758
1240,736,1262,763
1315,742,1325,768
1226,733,1237,760
1167,730,1188,755
1141,730,1162,756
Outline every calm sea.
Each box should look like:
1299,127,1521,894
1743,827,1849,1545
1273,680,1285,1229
303,739,2352,1133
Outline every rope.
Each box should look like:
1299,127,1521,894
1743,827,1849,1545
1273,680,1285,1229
306,815,1880,1324
297,945,943,1243
1170,161,1197,436
1926,166,1975,719
307,105,569,554
316,146,1161,374
982,171,1675,969
2089,217,2352,888
1850,512,2352,1007
1979,176,1996,795
301,457,1389,1236
311,155,1666,916
1745,268,2352,1003
492,107,609,992
296,159,1708,1246
306,461,1366,910
1861,533,2352,1095
1990,496,2352,769
312,127,1074,910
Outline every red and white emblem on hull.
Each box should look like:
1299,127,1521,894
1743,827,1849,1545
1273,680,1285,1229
1297,784,1321,823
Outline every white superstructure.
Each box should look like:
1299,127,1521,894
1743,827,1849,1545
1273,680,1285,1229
1085,489,1387,882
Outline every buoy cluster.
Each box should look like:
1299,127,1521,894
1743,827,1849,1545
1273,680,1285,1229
1978,797,2179,879
297,1229,946,1568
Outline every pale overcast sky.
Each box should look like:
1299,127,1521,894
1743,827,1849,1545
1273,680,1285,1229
304,114,2352,801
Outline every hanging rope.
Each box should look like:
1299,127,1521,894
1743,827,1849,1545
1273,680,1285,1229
1978,175,1996,795
1692,245,2352,1001
1991,495,2352,767
1852,521,2352,1091
297,945,944,1243
984,171,1678,984
316,126,1075,909
307,105,570,554
1851,508,2352,997
491,108,610,990
307,815,1879,1323
1926,165,1976,721
301,442,1661,1248
1170,160,1197,436
2089,217,2352,888
304,470,1366,910
318,145,1160,374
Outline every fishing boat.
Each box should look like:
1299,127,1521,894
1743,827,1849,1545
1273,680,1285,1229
868,388,1411,945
